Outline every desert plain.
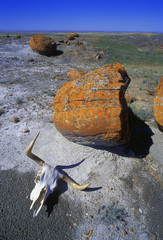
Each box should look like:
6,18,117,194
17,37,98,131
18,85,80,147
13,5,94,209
0,32,163,240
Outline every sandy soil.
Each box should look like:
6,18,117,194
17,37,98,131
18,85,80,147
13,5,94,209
0,35,163,240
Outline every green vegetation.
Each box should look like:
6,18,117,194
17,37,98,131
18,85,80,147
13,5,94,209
88,33,163,90
16,97,23,105
126,66,163,89
89,37,163,67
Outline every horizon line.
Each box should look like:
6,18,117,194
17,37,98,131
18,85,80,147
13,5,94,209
0,30,163,34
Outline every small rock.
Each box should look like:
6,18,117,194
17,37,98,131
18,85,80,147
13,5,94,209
121,228,128,236
55,41,60,45
0,109,5,116
8,93,13,96
12,116,20,123
94,199,98,204
16,34,21,39
24,128,30,133
96,54,103,59
58,40,64,43
75,41,83,46
13,57,19,61
149,232,157,239
28,58,35,62
151,163,159,169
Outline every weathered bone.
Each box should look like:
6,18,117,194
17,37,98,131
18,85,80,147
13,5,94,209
26,132,90,217
25,132,45,166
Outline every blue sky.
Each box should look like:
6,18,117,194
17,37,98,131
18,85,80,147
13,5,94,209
0,0,163,32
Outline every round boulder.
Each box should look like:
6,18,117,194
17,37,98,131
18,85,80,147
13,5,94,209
154,77,163,131
53,63,131,146
65,33,79,40
30,34,57,56
70,32,79,38
66,34,75,40
16,34,21,39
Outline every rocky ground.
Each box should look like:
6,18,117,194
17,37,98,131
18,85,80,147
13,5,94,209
0,34,163,240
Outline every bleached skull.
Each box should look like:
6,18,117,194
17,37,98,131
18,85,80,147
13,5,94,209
30,164,63,217
26,132,90,217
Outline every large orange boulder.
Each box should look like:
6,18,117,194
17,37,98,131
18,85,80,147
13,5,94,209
67,68,86,80
30,34,57,56
65,33,79,40
66,35,75,40
154,77,163,131
53,63,131,146
70,32,79,38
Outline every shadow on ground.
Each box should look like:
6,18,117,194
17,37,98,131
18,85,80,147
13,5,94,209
126,108,154,157
87,108,154,158
45,159,102,217
53,50,64,56
122,164,163,240
0,169,85,240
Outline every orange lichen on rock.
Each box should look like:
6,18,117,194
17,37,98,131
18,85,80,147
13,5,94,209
53,63,131,146
66,35,75,40
157,44,163,49
30,34,57,56
69,32,79,38
67,68,86,80
66,33,79,40
154,77,163,131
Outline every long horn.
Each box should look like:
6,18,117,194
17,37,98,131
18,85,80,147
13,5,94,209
61,174,90,190
25,132,45,166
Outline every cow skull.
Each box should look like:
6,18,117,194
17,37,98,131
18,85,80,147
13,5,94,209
25,132,90,217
